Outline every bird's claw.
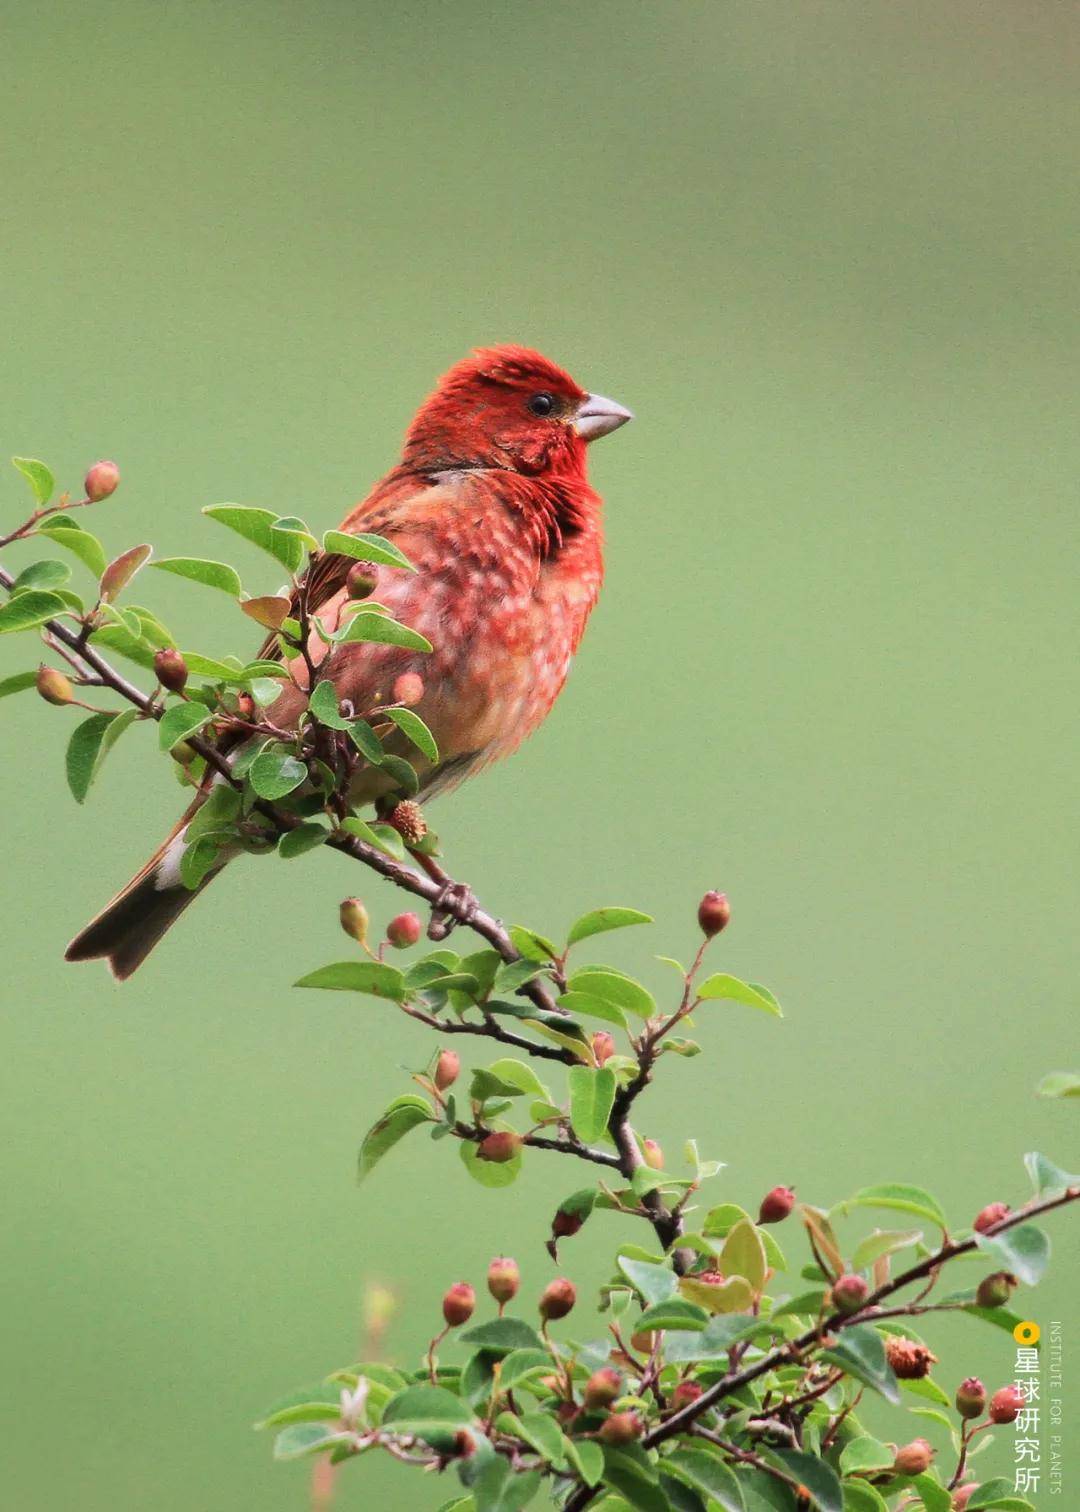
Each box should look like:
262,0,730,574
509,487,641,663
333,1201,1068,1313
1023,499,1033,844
428,881,478,941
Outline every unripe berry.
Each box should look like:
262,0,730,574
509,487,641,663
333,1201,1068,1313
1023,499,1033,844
642,1138,664,1171
84,459,120,501
758,1186,795,1224
591,1031,616,1066
975,1270,1017,1309
442,1281,475,1327
955,1377,987,1420
386,911,422,949
539,1277,576,1321
153,647,188,693
583,1367,622,1410
35,665,73,705
630,1331,656,1354
345,560,379,599
831,1274,870,1315
388,800,427,846
989,1384,1026,1424
973,1201,1010,1233
477,1130,522,1164
434,1049,459,1091
952,1486,978,1510
697,890,731,937
339,897,369,945
170,739,198,766
487,1256,519,1305
885,1336,938,1380
599,1411,643,1445
393,672,424,706
671,1380,703,1411
893,1438,934,1476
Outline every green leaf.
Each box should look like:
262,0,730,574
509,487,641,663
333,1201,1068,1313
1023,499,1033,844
696,973,782,1017
384,706,439,762
347,718,386,764
305,678,349,729
568,968,656,1018
900,1374,951,1407
295,960,406,1000
820,1323,899,1403
255,1379,346,1429
967,1480,1035,1509
473,1460,541,1512
12,559,71,591
383,1381,474,1426
202,504,304,571
12,455,54,503
909,1474,952,1512
460,1137,521,1188
180,833,227,890
99,543,152,601
664,1313,764,1363
974,1223,1050,1285
278,821,328,858
568,1065,616,1142
485,1059,551,1101
841,1483,888,1512
662,1448,744,1512
768,1452,841,1512
158,701,213,751
508,925,557,962
272,1422,350,1460
719,1219,768,1290
0,588,66,633
838,1437,893,1474
322,529,416,573
0,670,38,698
1036,1071,1080,1099
567,907,653,946
357,1095,433,1181
678,1273,754,1315
248,749,307,799
617,1255,679,1306
558,991,629,1030
844,1183,947,1231
336,611,432,652
636,1298,709,1331
65,708,139,803
851,1228,924,1270
470,1066,530,1102
151,557,243,596
566,1437,605,1488
497,1348,553,1392
38,518,107,576
501,1410,564,1465
1023,1149,1080,1197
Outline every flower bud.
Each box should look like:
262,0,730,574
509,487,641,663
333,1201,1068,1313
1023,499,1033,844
583,1367,623,1410
893,1438,934,1476
35,665,73,705
642,1138,664,1171
346,560,379,599
885,1336,938,1380
388,800,427,846
153,647,188,693
952,1486,978,1510
386,911,422,949
538,1277,576,1321
975,1271,1017,1309
758,1186,795,1224
671,1380,703,1411
339,897,369,945
955,1377,987,1420
599,1411,643,1445
84,459,120,501
477,1131,522,1164
442,1281,475,1327
989,1384,1026,1424
697,890,731,938
831,1274,870,1315
695,1268,726,1288
973,1201,1010,1233
487,1256,519,1305
591,1031,616,1066
393,672,424,707
434,1049,459,1091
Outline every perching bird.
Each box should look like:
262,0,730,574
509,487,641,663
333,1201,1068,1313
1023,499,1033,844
66,346,632,978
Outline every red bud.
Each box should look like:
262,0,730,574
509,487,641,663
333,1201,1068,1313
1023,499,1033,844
831,1274,870,1315
989,1384,1026,1424
386,911,422,949
84,460,120,501
434,1049,459,1091
392,672,424,706
955,1377,987,1419
952,1487,977,1510
973,1202,1010,1233
697,890,731,937
642,1138,664,1171
539,1277,576,1321
477,1131,522,1164
153,647,188,693
442,1281,475,1327
893,1438,934,1476
583,1367,622,1410
487,1256,519,1305
758,1185,796,1224
599,1411,642,1445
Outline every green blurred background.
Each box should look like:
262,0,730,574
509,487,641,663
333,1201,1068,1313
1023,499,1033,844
2,2,1077,1506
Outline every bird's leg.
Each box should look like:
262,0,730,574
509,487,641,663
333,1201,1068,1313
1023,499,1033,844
411,849,478,940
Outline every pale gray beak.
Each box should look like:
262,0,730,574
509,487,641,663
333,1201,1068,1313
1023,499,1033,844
574,392,634,441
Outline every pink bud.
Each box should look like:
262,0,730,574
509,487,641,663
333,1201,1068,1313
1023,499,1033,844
697,890,731,938
84,460,120,501
442,1281,475,1327
758,1185,795,1224
539,1277,576,1321
386,911,422,949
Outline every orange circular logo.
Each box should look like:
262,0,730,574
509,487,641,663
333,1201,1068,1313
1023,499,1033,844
1013,1320,1040,1345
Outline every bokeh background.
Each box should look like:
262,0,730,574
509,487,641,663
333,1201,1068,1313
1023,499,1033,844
2,2,1078,1507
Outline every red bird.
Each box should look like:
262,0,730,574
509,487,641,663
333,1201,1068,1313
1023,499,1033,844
66,346,632,977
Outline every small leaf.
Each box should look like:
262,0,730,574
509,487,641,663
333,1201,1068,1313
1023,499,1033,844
845,1183,948,1231
568,1065,616,1143
678,1273,754,1314
558,991,629,1030
974,1223,1050,1285
151,557,242,596
384,706,439,762
322,528,416,573
12,455,55,503
565,1437,604,1488
663,1312,763,1363
719,1220,768,1291
158,701,213,750
568,967,656,1018
498,1348,554,1392
0,588,66,634
100,543,152,601
838,1437,893,1474
0,670,38,698
820,1323,900,1403
460,1318,545,1356
382,1381,474,1426
662,1448,744,1512
308,678,350,729
272,1423,351,1460
12,559,71,591
636,1298,709,1331
202,504,304,571
255,1380,346,1430
851,1229,924,1270
248,749,307,800
460,1137,521,1188
617,1255,679,1305
38,519,107,576
1023,1150,1080,1197
336,611,432,652
66,709,139,803
1036,1071,1080,1099
767,1451,842,1512
241,594,292,630
356,1095,432,1181
347,718,386,764
295,960,406,1000
567,906,652,946
181,833,227,890
696,972,782,1016
278,821,328,858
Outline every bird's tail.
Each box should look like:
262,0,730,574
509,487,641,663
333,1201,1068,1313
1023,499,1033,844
65,797,222,980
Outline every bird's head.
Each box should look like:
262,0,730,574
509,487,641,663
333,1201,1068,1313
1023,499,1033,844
402,345,632,477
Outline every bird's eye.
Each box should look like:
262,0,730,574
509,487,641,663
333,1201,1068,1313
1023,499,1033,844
527,392,555,417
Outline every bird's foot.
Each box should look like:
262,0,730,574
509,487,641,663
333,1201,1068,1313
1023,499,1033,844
428,881,478,941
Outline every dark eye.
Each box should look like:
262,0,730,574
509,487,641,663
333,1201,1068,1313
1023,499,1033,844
527,392,555,417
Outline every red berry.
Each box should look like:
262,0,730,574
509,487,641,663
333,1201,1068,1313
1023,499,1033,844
955,1377,986,1420
84,460,120,501
442,1281,475,1327
599,1411,642,1445
386,911,422,949
697,890,731,937
551,1208,584,1240
831,1274,870,1315
671,1380,703,1411
153,647,189,693
393,672,424,706
989,1384,1026,1424
973,1201,1010,1233
539,1278,576,1321
487,1256,519,1304
893,1438,934,1476
434,1049,459,1091
758,1186,795,1224
583,1367,622,1410
477,1131,522,1164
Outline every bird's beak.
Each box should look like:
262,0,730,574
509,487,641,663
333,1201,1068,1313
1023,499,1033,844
574,392,634,441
